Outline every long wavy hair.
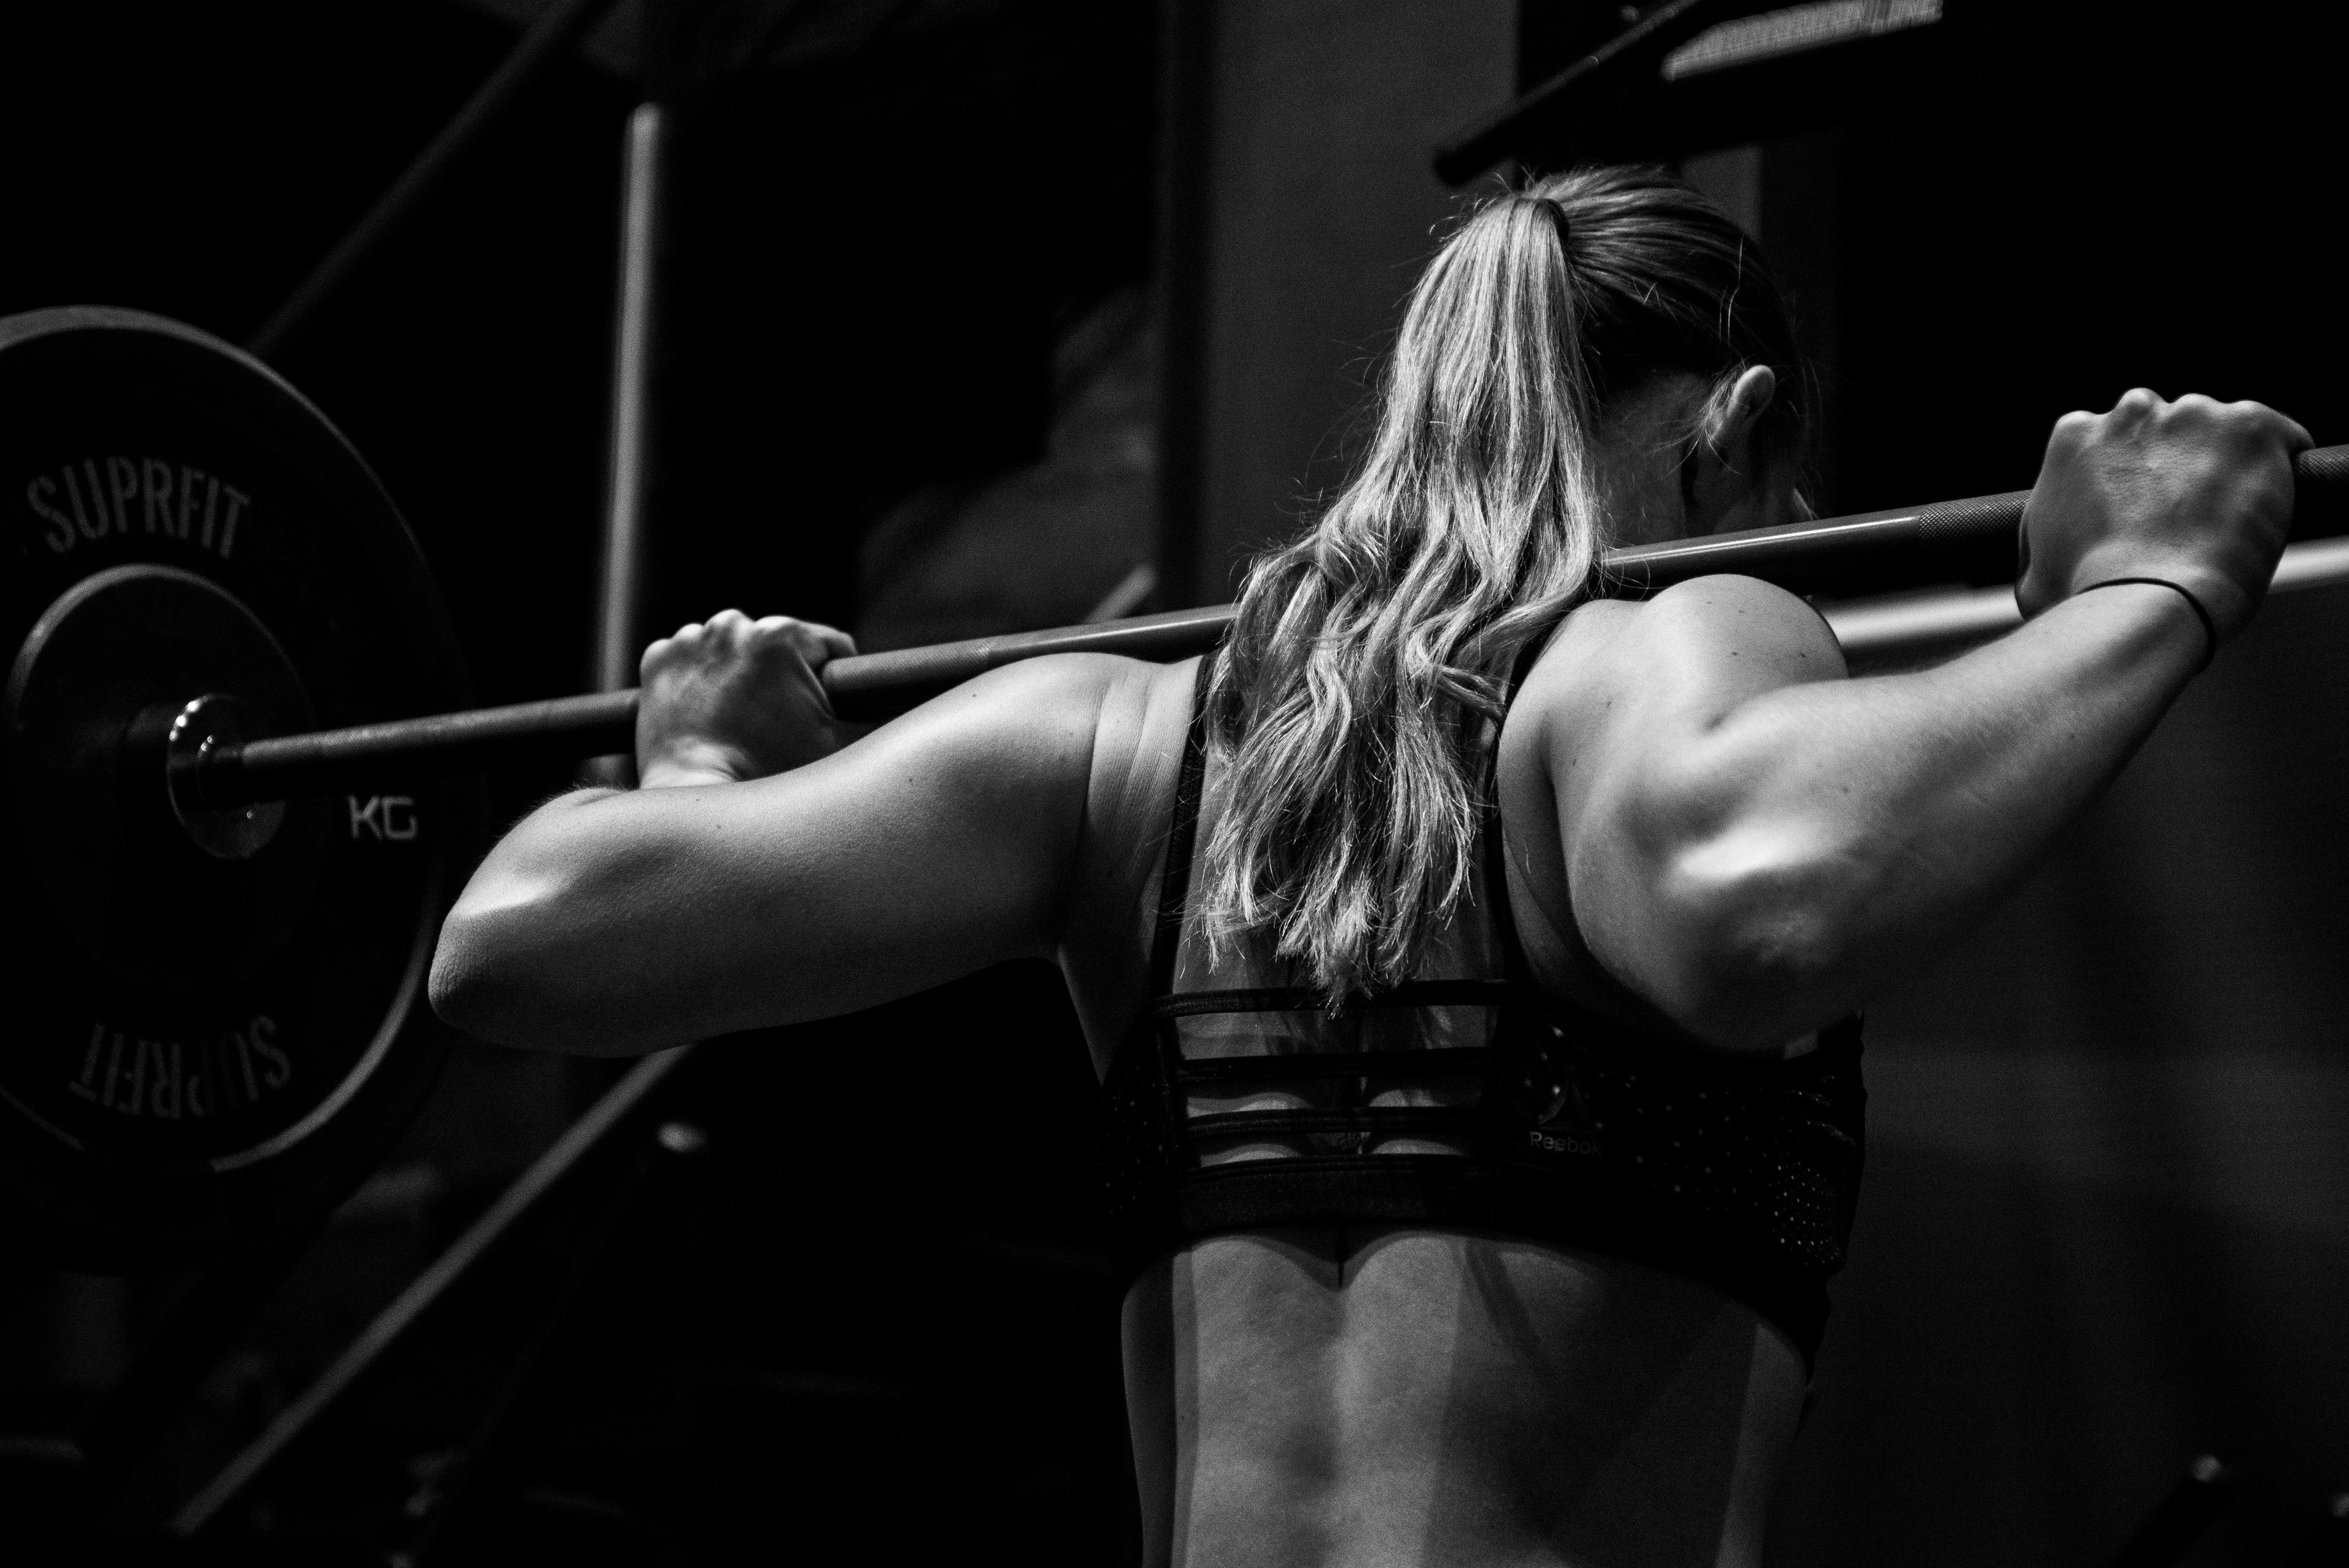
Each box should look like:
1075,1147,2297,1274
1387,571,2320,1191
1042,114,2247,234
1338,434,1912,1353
1197,165,1811,1000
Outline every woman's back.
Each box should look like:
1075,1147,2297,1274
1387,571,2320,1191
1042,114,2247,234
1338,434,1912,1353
1120,1222,1802,1568
1083,654,1808,1568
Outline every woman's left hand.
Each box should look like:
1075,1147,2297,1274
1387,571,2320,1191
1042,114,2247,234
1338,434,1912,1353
636,610,857,788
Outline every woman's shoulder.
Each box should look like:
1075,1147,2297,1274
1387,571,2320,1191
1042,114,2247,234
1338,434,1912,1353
1045,653,1203,1058
899,649,1189,762
853,648,1192,861
1006,649,1198,854
1510,573,1842,733
1075,652,1201,803
1491,574,1845,1026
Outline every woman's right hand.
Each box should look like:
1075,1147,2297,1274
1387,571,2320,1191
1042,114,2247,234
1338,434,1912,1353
2015,388,2309,643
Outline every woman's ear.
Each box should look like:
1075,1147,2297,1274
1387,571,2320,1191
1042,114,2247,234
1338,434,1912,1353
1709,365,1777,450
1683,365,1782,535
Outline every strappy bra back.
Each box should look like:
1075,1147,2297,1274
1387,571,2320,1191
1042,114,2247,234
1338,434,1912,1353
1100,657,1866,1364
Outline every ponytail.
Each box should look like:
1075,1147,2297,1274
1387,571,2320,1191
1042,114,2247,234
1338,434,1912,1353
1195,166,1808,1001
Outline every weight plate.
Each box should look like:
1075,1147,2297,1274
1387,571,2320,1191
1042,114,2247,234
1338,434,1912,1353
0,307,473,1271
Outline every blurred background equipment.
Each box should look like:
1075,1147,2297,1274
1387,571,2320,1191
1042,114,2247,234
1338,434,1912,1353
4,1,2349,1564
2104,1455,2235,1568
2296,1493,2349,1566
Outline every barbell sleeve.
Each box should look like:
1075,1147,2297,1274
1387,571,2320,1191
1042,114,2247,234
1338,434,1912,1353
193,442,2349,808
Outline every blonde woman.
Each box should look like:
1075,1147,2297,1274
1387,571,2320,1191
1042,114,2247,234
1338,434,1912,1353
431,166,2304,1567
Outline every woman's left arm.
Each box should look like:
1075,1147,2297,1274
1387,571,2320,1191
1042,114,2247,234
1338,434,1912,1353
428,619,1124,1055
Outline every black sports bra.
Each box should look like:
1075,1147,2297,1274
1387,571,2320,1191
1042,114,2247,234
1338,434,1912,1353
1100,657,1866,1364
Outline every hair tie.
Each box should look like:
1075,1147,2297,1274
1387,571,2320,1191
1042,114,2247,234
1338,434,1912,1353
1530,195,1575,270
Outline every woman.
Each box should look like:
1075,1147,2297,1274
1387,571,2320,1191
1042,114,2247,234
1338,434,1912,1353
431,166,2303,1566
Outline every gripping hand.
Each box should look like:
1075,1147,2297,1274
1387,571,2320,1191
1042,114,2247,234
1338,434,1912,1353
2016,388,2308,649
636,610,856,788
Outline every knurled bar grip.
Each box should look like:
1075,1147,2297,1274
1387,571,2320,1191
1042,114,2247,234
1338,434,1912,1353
199,443,2349,808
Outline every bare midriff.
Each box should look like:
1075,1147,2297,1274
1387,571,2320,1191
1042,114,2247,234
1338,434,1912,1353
1119,1226,1806,1568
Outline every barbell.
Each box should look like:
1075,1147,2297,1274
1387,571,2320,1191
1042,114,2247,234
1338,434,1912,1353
7,305,2347,1272
171,447,2349,811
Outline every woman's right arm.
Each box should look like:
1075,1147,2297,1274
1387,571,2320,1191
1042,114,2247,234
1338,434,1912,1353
1534,390,2308,1053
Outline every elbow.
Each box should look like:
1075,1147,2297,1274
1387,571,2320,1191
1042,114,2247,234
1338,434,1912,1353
428,869,646,1057
429,899,555,1050
426,793,673,1055
429,902,653,1056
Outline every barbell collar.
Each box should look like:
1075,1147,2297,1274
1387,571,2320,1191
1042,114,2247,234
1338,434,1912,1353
190,443,2349,810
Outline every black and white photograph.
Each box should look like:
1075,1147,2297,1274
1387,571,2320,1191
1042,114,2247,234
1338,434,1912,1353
3,2,2347,1564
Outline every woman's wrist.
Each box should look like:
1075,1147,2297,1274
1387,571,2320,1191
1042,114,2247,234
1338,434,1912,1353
2069,576,2218,670
2044,576,2214,678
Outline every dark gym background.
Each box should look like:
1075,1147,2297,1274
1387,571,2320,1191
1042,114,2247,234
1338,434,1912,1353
3,1,2346,1564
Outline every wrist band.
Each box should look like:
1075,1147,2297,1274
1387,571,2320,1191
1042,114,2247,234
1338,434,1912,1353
2077,577,2217,670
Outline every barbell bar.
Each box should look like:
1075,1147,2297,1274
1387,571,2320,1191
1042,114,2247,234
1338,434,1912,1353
186,444,2349,813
